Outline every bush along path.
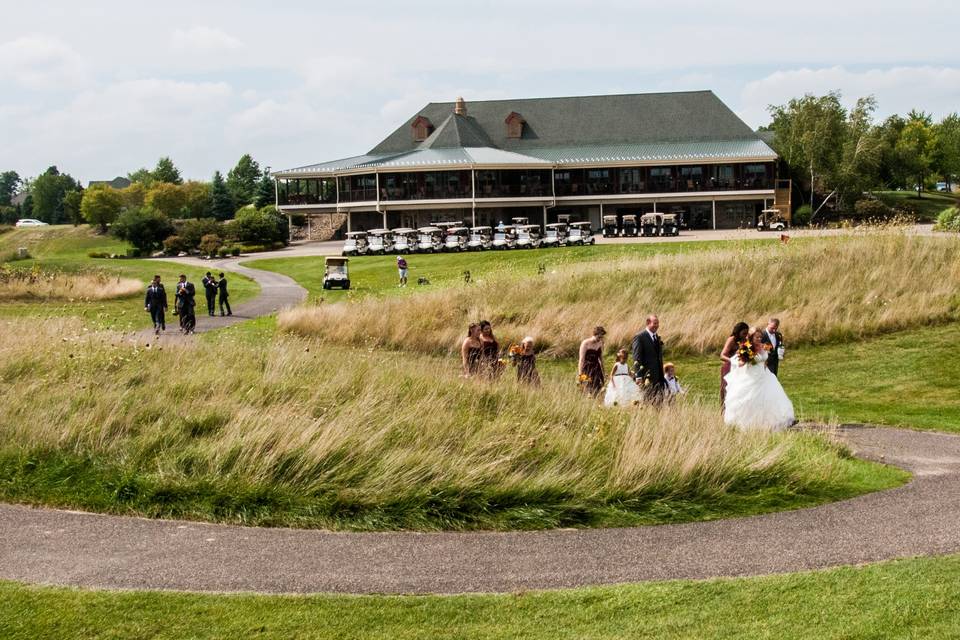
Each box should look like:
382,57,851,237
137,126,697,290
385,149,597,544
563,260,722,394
1,426,959,595
132,255,307,341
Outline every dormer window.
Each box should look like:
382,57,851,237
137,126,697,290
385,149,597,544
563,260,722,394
505,112,525,139
411,115,433,142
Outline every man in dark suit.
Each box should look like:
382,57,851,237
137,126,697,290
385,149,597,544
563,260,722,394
631,314,666,403
217,272,232,316
202,272,218,316
175,274,197,334
144,275,167,336
760,317,784,376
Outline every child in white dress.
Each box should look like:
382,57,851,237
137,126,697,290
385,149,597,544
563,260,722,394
603,349,643,407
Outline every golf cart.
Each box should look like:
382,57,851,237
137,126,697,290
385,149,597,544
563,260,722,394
660,213,680,236
467,226,493,250
444,226,470,252
322,257,350,290
511,216,530,226
435,221,463,232
757,209,787,232
542,222,568,247
391,228,417,253
367,229,393,254
492,225,518,250
516,224,543,249
567,221,595,245
641,213,662,237
417,226,444,253
602,215,619,237
621,214,639,237
342,231,369,256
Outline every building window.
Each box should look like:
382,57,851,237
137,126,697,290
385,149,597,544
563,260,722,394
618,168,642,193
648,167,675,192
678,166,704,191
505,112,525,139
411,115,433,142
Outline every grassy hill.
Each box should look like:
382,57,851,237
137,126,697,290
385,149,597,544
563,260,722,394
874,189,958,221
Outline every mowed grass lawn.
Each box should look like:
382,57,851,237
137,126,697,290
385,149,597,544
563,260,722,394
875,189,958,221
0,226,258,329
4,553,960,639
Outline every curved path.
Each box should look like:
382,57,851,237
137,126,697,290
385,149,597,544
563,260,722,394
2,426,959,595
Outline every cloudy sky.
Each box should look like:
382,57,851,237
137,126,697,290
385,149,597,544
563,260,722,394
2,0,958,182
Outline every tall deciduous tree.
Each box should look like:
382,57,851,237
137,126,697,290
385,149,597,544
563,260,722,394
0,170,20,206
63,189,84,226
153,157,183,185
181,181,212,218
896,110,936,198
127,167,156,188
933,113,960,189
31,166,80,224
209,171,234,221
81,184,124,232
226,154,261,206
145,182,188,218
830,96,882,210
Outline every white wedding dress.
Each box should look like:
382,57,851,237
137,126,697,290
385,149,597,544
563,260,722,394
723,350,795,431
604,362,643,407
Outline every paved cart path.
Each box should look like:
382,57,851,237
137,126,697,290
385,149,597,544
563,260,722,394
2,426,959,595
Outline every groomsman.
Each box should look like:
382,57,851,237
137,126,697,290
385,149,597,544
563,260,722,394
631,314,666,402
761,317,784,376
202,272,218,316
175,274,197,334
143,275,167,336
217,272,232,316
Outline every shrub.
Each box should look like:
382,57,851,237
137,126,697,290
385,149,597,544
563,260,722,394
178,218,222,249
87,251,110,259
162,235,189,255
793,204,813,226
126,248,142,258
199,233,222,257
111,207,175,254
218,247,231,258
935,206,960,232
231,207,288,245
237,241,285,253
853,199,895,220
231,246,240,257
0,205,18,226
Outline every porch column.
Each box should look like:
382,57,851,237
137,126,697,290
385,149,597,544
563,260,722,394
306,214,311,240
346,211,352,233
287,213,293,242
711,200,717,230
382,209,388,229
472,203,476,228
542,205,547,227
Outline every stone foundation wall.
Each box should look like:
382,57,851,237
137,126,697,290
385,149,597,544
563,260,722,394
290,213,347,241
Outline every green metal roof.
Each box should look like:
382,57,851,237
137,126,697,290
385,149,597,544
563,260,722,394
522,140,776,164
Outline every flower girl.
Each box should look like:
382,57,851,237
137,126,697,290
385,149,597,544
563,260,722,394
603,349,643,407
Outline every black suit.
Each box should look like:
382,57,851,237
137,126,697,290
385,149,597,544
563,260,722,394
144,284,167,330
631,330,666,400
217,277,231,316
202,276,218,316
176,282,196,332
761,330,784,376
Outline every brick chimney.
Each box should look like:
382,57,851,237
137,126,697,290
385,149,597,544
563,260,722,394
454,96,467,116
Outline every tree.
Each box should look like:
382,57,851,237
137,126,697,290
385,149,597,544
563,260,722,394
20,193,33,218
0,170,20,206
226,154,261,206
254,169,275,209
209,171,234,221
145,182,188,218
31,166,80,224
63,188,84,226
153,157,183,185
230,206,286,245
896,110,936,198
933,113,960,189
831,96,882,211
119,183,147,210
877,115,908,189
181,181,212,218
127,167,156,188
81,184,124,232
111,207,174,253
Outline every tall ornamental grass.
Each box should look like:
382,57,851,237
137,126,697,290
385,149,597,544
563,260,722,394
0,264,142,302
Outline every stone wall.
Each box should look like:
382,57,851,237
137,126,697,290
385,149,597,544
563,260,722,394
290,213,347,241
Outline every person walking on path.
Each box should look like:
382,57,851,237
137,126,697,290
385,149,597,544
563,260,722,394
217,272,232,317
202,272,218,317
397,256,409,287
631,314,666,404
175,274,197,334
144,275,167,336
760,318,785,377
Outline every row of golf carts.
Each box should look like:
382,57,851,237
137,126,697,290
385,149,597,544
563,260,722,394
601,213,681,238
342,218,596,256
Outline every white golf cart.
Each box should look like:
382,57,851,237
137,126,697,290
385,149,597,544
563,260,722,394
468,226,493,250
391,228,417,253
492,226,518,250
542,222,568,247
660,213,680,236
757,209,787,232
444,226,470,252
417,226,444,253
322,257,350,290
342,231,369,256
511,216,530,226
621,214,639,236
602,215,619,237
641,213,662,237
367,229,393,254
567,221,594,245
516,224,543,249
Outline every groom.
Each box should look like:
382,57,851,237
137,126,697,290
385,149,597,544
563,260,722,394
760,317,784,376
631,314,666,402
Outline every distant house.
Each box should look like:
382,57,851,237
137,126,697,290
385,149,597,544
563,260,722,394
88,177,132,190
10,191,29,207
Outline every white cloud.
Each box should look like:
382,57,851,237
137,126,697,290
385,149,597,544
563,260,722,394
0,35,89,90
171,26,242,53
739,66,960,128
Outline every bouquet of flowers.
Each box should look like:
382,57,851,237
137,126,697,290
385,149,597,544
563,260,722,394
737,340,758,365
578,373,591,387
507,344,523,366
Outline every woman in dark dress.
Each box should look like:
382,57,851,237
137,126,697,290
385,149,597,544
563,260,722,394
478,320,503,380
720,322,750,408
578,326,606,396
516,336,541,386
461,323,483,377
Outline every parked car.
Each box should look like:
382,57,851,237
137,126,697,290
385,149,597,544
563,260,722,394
342,231,369,256
515,224,543,249
367,229,393,254
444,226,470,252
322,257,350,290
602,215,619,237
492,226,518,250
14,219,48,227
621,214,639,237
391,228,417,253
417,226,444,253
641,213,662,237
567,221,594,246
661,213,680,236
542,223,568,247
467,226,493,250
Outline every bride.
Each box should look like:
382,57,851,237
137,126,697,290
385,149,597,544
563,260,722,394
723,328,795,431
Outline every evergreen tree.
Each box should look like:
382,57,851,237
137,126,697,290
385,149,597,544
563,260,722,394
254,169,275,209
0,170,20,206
31,166,80,224
226,154,261,206
153,157,183,185
209,171,234,221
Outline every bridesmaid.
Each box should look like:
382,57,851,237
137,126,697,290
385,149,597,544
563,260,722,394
461,322,482,377
478,320,503,379
578,326,606,396
720,321,750,407
516,336,541,386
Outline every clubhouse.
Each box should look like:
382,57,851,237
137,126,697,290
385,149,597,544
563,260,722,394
273,91,789,233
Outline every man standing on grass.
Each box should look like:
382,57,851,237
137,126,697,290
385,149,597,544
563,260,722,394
144,275,167,336
397,255,408,287
202,272,218,317
217,272,232,316
631,314,666,404
761,317,785,377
